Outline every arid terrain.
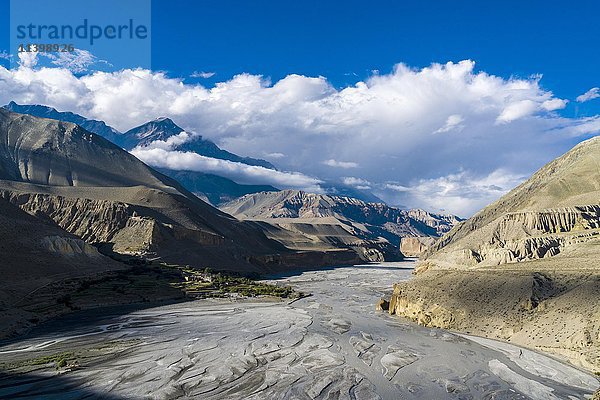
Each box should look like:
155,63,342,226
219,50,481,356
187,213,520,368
390,136,600,376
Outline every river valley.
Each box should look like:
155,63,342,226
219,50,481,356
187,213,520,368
0,261,598,399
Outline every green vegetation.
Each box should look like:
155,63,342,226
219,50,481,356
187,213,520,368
66,261,299,304
0,340,142,373
159,264,300,299
0,351,76,370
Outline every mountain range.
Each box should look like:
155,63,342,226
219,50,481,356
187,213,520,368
3,107,416,337
389,135,600,373
221,190,461,260
2,102,388,205
3,100,599,377
3,102,277,204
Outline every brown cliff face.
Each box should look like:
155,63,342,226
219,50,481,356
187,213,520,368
400,237,437,257
389,269,600,373
0,196,128,338
0,109,352,274
422,136,600,269
221,190,461,262
391,136,600,373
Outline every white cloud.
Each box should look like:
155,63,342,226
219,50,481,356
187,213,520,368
15,50,109,73
434,114,464,133
496,100,540,123
132,132,322,191
265,152,286,159
342,176,371,190
384,183,410,192
0,57,598,216
323,159,359,168
131,147,323,192
46,49,108,73
0,51,10,61
576,87,600,103
191,71,216,79
542,98,567,111
138,131,193,150
381,170,526,216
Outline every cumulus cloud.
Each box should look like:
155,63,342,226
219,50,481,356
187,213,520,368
382,170,526,215
576,87,600,103
323,159,359,168
131,147,323,192
191,71,216,79
1,57,599,216
342,177,371,190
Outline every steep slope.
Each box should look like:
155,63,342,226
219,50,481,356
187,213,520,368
0,196,126,337
4,101,121,144
118,117,185,149
0,109,175,189
221,190,461,260
422,136,600,269
0,196,123,303
0,109,356,273
389,136,600,373
3,104,281,202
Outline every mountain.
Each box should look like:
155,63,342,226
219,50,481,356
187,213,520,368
0,109,177,189
3,103,276,170
0,109,369,338
319,181,385,204
120,118,276,169
388,136,600,373
422,135,600,269
0,196,125,337
4,101,121,144
221,190,461,260
0,109,359,271
3,103,280,202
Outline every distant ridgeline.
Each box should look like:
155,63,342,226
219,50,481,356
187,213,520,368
2,102,461,261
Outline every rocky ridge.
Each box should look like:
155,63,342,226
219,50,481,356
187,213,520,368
221,189,461,260
390,136,600,373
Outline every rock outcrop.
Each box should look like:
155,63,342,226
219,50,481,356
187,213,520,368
41,236,101,257
390,269,600,373
221,190,461,262
0,196,126,338
422,136,600,269
0,109,359,273
391,136,600,373
400,237,437,257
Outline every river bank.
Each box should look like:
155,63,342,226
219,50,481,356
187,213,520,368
0,262,597,399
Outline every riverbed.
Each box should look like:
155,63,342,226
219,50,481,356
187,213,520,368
0,261,597,399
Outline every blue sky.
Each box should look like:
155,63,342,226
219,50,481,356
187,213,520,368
2,0,599,114
1,0,599,216
154,0,600,117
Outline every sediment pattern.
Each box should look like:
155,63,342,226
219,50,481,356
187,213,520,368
0,264,597,399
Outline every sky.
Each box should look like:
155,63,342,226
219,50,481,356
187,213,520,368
1,0,600,216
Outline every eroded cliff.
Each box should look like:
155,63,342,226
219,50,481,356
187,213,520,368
390,136,600,373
